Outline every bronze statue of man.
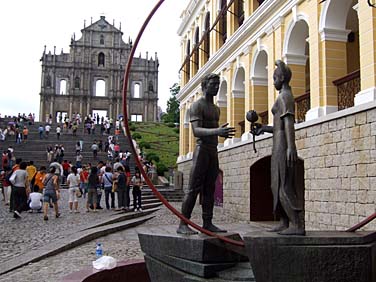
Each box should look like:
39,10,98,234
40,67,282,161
177,73,235,235
253,60,305,235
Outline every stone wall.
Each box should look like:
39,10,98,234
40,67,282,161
177,101,376,231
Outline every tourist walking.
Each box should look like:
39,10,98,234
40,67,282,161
131,171,144,212
75,142,81,154
87,167,99,212
45,124,51,138
124,165,131,210
116,166,127,211
22,126,28,143
1,168,12,206
76,152,83,168
67,166,80,213
42,166,60,221
91,142,99,159
79,166,89,198
102,167,115,210
9,161,29,219
56,125,61,139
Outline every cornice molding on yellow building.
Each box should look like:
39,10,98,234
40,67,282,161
251,76,268,86
319,27,351,42
232,89,245,98
283,53,308,65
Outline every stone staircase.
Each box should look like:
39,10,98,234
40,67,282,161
0,118,134,169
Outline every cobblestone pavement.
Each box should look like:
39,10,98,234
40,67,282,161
0,200,258,282
0,189,126,266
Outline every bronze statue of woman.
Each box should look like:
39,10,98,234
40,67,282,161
253,60,305,235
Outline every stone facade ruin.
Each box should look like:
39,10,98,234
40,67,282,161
39,16,158,122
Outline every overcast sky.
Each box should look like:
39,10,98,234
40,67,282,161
0,0,187,120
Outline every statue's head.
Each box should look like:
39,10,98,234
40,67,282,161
273,60,292,90
201,73,220,96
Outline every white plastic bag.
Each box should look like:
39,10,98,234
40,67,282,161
92,256,117,270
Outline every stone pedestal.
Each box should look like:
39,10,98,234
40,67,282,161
138,229,254,282
243,231,376,282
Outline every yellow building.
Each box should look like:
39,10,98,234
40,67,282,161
177,0,376,230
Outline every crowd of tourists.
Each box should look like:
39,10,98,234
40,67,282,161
0,113,35,143
0,157,145,220
0,112,162,221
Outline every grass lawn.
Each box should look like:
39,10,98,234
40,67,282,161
130,122,179,172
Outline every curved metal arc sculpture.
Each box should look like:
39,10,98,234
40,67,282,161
121,0,245,247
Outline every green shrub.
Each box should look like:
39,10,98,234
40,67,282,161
167,122,175,128
146,152,160,163
173,128,179,134
139,141,151,149
156,162,168,176
129,124,136,131
132,132,142,139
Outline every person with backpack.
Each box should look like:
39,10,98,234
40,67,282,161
102,166,115,210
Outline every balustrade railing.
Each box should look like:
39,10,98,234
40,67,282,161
259,110,268,125
295,91,310,123
333,69,360,111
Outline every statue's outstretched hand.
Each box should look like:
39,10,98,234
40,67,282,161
218,123,236,138
251,123,263,136
286,147,297,167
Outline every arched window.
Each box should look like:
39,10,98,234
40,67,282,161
74,76,80,89
134,83,141,98
100,35,104,45
95,80,106,96
204,12,210,63
60,79,67,95
98,52,105,66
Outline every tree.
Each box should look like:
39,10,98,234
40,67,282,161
162,83,180,123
